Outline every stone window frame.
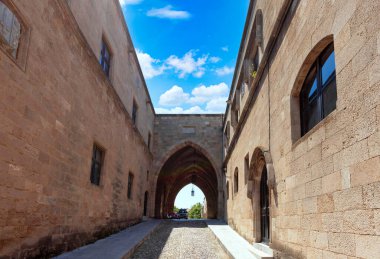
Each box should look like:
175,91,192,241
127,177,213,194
291,35,336,144
127,172,134,199
0,0,30,71
90,143,106,186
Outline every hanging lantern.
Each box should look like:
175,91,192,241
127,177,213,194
191,185,195,196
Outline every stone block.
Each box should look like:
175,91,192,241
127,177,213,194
305,178,322,197
343,209,375,235
322,212,343,233
355,235,380,258
363,181,380,209
328,232,356,256
303,197,317,214
322,171,342,194
333,186,363,211
317,194,335,213
309,231,328,249
350,157,380,187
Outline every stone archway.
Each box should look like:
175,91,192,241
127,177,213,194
247,147,276,243
154,144,219,219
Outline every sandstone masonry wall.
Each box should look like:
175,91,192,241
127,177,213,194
0,0,153,257
225,0,380,258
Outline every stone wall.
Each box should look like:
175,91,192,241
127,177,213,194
224,0,380,258
153,115,225,219
0,0,154,257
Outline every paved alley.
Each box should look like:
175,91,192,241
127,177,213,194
131,220,229,259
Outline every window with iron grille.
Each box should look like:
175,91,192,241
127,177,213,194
0,1,21,58
90,144,104,186
132,100,138,125
128,172,134,199
300,43,336,136
100,40,111,78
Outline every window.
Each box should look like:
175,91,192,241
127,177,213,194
90,144,104,186
234,168,239,193
0,1,21,59
226,181,229,200
148,132,151,150
224,122,230,148
100,40,111,77
0,2,19,57
146,170,149,181
132,100,138,125
300,43,336,136
244,154,249,185
127,172,134,199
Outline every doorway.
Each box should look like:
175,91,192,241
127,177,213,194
260,166,270,243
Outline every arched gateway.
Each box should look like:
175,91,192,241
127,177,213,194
152,115,225,219
155,144,219,219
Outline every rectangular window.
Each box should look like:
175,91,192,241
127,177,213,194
146,170,149,181
100,40,111,78
132,100,138,125
244,154,249,185
90,144,104,186
148,132,151,150
128,172,134,199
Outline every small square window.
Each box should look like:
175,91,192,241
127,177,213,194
128,172,134,199
100,40,111,78
90,144,104,186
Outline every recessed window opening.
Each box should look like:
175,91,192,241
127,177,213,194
300,43,336,136
128,172,134,199
0,1,21,58
90,144,105,186
234,168,239,193
100,39,111,77
132,100,138,125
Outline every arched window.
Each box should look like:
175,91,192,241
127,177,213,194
234,168,239,193
300,43,337,135
0,1,21,58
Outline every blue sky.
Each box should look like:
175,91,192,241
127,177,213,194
120,0,249,114
174,184,204,210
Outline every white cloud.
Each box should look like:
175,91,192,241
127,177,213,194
158,85,190,107
136,49,166,79
156,83,228,114
205,97,228,113
215,66,235,76
221,46,229,52
119,0,142,6
189,82,229,104
166,50,208,78
209,56,221,63
147,5,191,19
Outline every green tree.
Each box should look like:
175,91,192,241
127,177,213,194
188,202,203,219
173,206,179,213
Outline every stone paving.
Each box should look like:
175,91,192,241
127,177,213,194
131,220,229,259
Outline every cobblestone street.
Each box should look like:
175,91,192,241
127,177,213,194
131,220,229,259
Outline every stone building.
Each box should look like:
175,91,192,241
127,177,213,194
223,0,380,258
0,0,379,258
